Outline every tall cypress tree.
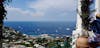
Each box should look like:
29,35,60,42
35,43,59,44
0,0,11,47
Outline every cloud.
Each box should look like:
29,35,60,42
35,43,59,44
29,0,76,10
5,6,44,21
6,6,44,17
28,0,76,14
28,0,77,21
5,0,77,21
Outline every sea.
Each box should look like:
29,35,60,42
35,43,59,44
4,21,76,36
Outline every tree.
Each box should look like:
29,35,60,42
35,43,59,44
80,0,93,31
0,0,11,47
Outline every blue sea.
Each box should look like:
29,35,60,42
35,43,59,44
4,21,76,36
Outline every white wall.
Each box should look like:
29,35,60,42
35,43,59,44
96,0,100,13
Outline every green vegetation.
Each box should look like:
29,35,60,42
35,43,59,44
3,27,72,48
0,0,12,47
81,0,93,30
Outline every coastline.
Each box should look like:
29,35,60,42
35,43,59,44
3,27,72,48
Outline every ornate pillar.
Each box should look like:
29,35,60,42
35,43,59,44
72,0,95,48
72,0,82,48
95,0,100,14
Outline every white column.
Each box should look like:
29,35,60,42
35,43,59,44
72,0,82,48
76,0,82,30
72,0,96,48
95,0,100,14
74,0,82,36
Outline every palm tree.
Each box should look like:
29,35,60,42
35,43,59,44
0,0,11,47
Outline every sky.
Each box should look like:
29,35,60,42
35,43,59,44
5,0,77,22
